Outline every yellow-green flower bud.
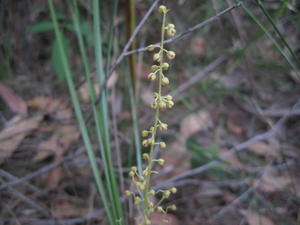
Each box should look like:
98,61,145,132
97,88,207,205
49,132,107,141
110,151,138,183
162,62,169,70
167,51,176,60
165,95,173,101
151,102,158,109
143,153,149,160
129,171,135,177
167,28,176,37
138,176,144,182
131,166,137,172
158,158,165,165
159,101,167,109
134,196,141,205
125,190,132,196
153,53,161,62
170,187,177,193
145,219,151,225
167,100,174,108
142,139,149,147
143,169,149,176
142,130,149,137
159,142,167,148
162,76,169,85
167,23,175,29
147,73,156,80
158,5,167,14
163,190,171,198
170,204,177,210
159,123,168,131
147,44,156,51
147,138,154,145
157,206,164,212
149,189,155,195
151,65,159,72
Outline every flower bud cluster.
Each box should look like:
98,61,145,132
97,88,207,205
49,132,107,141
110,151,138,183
126,5,177,225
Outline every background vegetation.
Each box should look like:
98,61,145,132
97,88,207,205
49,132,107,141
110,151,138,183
0,0,299,225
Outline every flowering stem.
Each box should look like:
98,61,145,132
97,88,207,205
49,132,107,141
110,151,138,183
143,11,167,222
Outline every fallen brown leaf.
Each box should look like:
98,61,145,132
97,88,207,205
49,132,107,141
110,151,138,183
51,201,90,219
259,168,291,192
0,82,27,115
241,210,274,225
180,110,213,140
227,119,243,135
0,115,42,164
248,141,279,158
190,37,206,55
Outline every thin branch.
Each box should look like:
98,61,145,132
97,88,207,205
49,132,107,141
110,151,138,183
0,148,85,191
154,99,300,189
125,2,243,56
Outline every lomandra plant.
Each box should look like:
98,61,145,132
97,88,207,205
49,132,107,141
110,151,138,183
125,5,177,225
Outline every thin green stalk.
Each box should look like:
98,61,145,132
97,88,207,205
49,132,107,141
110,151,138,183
254,0,300,67
48,1,114,224
242,4,299,75
92,0,124,224
105,0,119,75
143,11,167,221
69,1,121,224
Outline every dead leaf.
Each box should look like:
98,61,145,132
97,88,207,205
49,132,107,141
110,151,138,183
190,37,205,55
0,82,27,115
240,210,274,225
0,115,42,164
180,110,213,141
79,82,100,103
248,142,279,157
227,120,243,135
220,148,244,167
51,201,90,219
150,212,180,225
259,168,291,192
34,125,79,161
27,96,72,120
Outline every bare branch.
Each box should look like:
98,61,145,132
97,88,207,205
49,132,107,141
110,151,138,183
125,2,243,56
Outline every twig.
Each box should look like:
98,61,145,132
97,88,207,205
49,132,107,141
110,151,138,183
154,99,300,189
0,148,85,191
125,2,243,56
170,56,225,97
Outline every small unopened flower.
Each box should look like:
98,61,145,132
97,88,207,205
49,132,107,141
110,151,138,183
142,139,149,147
158,5,167,14
165,95,173,101
170,187,177,193
143,169,149,176
167,100,174,108
158,158,165,165
142,130,149,137
147,73,157,80
167,28,176,37
147,44,156,51
125,190,132,196
162,62,169,70
145,219,151,225
153,53,161,62
159,101,167,109
151,65,159,72
170,204,177,210
134,196,141,205
162,77,169,85
131,166,137,172
143,153,149,160
157,206,164,212
167,51,176,60
149,189,155,195
163,190,171,198
159,123,168,131
151,102,158,109
159,142,166,148
129,171,135,177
